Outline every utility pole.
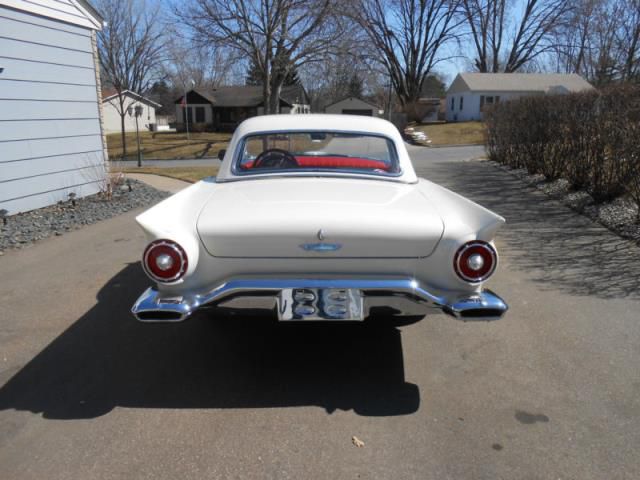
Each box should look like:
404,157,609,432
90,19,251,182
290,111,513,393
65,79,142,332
386,80,393,121
184,86,190,141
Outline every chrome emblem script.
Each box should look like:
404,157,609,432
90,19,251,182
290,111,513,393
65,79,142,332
317,229,325,240
300,242,342,252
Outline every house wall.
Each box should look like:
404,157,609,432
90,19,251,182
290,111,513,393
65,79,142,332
325,98,381,117
288,104,311,114
103,98,157,133
445,91,544,122
257,104,310,115
0,5,106,215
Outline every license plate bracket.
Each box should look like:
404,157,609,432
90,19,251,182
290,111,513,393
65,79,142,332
277,288,364,321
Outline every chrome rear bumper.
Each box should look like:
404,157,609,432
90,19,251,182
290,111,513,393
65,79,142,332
131,277,508,323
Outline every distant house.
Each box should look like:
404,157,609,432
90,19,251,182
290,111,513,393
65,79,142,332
324,96,383,117
102,90,161,133
446,73,594,122
175,85,310,131
0,0,107,215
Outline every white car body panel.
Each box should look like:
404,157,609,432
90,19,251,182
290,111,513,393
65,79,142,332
196,177,443,258
132,115,507,322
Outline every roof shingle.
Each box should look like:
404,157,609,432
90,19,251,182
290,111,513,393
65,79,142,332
451,73,594,93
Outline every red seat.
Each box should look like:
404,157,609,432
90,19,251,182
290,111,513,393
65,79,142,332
295,156,390,170
238,156,390,171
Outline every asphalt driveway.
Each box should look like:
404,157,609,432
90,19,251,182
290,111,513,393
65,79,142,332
0,145,639,479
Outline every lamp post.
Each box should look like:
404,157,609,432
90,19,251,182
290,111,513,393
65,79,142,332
128,104,143,167
184,79,196,141
184,86,190,141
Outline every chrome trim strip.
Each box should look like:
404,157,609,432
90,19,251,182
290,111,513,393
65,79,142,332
131,277,508,323
299,242,343,252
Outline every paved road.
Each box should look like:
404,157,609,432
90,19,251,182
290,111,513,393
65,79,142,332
115,144,486,168
1,148,639,479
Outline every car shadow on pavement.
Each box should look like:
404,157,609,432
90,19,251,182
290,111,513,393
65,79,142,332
416,159,640,300
0,263,420,420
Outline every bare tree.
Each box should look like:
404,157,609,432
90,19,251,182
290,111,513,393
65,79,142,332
163,27,238,91
178,0,344,114
461,0,570,73
352,0,463,108
618,0,640,81
550,0,593,75
96,0,165,157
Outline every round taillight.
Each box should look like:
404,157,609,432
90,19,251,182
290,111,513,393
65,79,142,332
454,241,497,283
143,239,188,283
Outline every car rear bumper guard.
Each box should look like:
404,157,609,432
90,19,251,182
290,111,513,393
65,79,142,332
131,277,508,323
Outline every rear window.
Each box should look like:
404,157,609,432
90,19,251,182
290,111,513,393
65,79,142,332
234,131,400,176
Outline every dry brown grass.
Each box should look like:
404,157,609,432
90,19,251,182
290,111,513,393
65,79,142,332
107,131,231,160
119,166,219,183
412,121,486,146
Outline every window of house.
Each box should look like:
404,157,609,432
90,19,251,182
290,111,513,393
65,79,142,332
195,106,205,123
459,97,464,110
450,97,454,110
481,96,497,112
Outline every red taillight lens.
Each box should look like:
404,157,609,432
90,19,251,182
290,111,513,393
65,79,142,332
143,239,188,283
454,241,497,283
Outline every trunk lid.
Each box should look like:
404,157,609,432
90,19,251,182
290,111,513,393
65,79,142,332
197,178,443,258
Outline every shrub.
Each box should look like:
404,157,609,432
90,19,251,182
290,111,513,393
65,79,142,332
485,85,640,213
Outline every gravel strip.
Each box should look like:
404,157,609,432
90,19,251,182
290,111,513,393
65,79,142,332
487,160,640,244
0,180,169,254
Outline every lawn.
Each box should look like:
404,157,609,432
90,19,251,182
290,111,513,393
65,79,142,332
119,166,218,183
411,121,486,146
107,131,231,160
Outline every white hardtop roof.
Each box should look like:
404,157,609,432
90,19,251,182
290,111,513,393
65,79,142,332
216,114,417,183
235,114,397,136
448,73,594,94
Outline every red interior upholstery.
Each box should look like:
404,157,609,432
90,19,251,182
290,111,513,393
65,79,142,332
295,156,389,170
240,156,390,171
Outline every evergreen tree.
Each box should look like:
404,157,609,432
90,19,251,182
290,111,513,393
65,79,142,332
347,73,364,97
246,58,300,86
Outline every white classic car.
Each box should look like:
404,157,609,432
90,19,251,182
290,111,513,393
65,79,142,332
131,115,508,322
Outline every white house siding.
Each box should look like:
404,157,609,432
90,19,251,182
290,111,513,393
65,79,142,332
445,91,543,121
103,98,157,133
0,4,106,214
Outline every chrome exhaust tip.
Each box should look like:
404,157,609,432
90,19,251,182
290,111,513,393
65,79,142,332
442,289,508,321
131,287,193,322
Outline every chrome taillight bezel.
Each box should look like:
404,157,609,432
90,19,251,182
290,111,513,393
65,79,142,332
453,240,497,283
143,239,188,283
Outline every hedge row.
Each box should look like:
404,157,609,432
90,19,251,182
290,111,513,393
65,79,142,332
485,85,640,214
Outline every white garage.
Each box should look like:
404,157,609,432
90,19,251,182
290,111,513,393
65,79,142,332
0,0,107,215
324,97,383,117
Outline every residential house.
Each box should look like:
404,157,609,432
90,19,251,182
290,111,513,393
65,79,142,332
446,73,594,122
175,84,310,131
102,89,161,133
0,0,107,215
323,96,383,117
